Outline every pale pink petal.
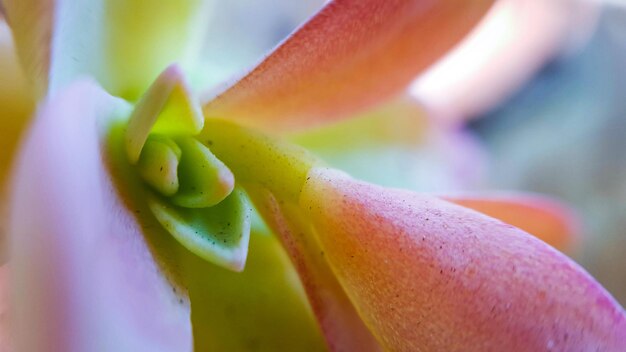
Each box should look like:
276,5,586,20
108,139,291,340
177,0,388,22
249,187,382,351
203,0,495,131
9,80,191,351
443,193,579,253
300,167,626,351
0,265,12,351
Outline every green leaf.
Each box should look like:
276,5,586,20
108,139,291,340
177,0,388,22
125,64,204,164
148,186,251,271
171,136,234,208
136,135,182,196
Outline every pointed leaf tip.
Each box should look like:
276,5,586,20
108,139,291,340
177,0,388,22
126,64,204,164
148,187,252,272
299,167,626,351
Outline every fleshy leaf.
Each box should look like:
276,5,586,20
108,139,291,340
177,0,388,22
443,193,579,253
0,265,12,350
199,119,320,202
184,231,328,351
9,80,192,351
171,137,234,208
126,64,204,164
299,167,626,351
137,135,182,197
148,187,251,272
203,0,495,131
249,187,382,352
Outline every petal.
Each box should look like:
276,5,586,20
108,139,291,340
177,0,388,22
9,80,191,351
0,265,12,351
2,0,209,99
443,193,579,253
299,167,626,351
203,0,495,131
248,187,382,351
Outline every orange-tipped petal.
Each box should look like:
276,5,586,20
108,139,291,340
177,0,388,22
249,187,382,351
9,80,191,351
443,193,579,253
203,0,495,131
300,167,626,351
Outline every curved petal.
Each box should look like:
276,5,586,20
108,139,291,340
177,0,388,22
9,80,191,351
299,167,626,351
203,0,495,131
2,0,209,99
443,193,579,253
0,265,12,351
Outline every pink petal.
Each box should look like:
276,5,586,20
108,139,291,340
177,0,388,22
443,193,579,253
300,167,626,351
203,0,495,131
9,80,191,351
249,187,382,351
0,265,13,351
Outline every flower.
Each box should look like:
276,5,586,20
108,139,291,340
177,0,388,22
2,1,626,351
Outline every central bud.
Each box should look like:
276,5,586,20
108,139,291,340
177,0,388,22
124,64,251,272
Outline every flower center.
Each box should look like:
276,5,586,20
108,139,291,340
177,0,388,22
123,64,324,271
124,64,251,271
